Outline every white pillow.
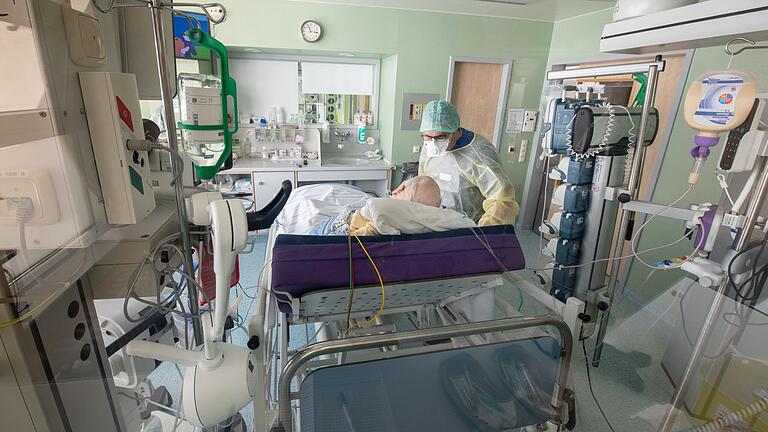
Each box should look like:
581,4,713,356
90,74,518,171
358,198,476,235
276,184,370,234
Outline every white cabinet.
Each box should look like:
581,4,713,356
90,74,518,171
296,169,390,197
252,171,294,209
297,170,386,182
217,162,393,211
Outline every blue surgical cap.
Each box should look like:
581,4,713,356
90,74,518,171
420,100,460,133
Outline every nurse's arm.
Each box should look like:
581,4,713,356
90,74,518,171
476,172,520,226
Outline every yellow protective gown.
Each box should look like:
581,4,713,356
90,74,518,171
419,134,519,226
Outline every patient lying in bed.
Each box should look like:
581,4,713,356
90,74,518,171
275,178,475,236
310,176,444,236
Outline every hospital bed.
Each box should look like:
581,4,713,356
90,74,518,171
245,184,580,431
254,184,526,326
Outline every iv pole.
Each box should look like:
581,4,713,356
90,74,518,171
101,0,229,349
148,0,201,345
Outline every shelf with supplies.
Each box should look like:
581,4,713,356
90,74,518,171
232,127,321,162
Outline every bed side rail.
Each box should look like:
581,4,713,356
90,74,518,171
272,314,575,432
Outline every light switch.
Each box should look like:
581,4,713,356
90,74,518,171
519,139,529,163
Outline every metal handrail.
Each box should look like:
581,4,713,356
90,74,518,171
273,314,574,432
547,60,665,80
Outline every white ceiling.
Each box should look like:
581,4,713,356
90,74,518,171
288,0,616,22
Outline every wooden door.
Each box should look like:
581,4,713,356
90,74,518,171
450,61,504,143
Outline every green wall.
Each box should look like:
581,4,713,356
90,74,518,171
216,0,554,200
548,9,768,303
548,8,614,61
213,2,768,304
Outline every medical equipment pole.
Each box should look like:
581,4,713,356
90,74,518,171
275,315,574,432
592,56,662,367
149,0,203,345
660,158,768,432
0,268,13,324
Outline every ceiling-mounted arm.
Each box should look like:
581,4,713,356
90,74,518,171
725,37,768,56
98,1,227,25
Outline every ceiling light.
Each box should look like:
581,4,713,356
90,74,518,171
244,48,261,52
338,53,355,57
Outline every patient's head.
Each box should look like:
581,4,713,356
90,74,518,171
391,176,441,207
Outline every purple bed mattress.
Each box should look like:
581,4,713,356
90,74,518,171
270,225,525,313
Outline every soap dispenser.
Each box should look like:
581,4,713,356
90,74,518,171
357,118,367,144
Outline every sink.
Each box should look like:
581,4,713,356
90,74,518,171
322,157,371,166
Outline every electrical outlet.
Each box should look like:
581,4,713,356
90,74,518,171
0,169,59,225
508,145,515,153
413,145,421,153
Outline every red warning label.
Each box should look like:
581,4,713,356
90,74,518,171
116,96,134,132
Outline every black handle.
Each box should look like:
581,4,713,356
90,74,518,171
564,388,577,430
247,180,293,231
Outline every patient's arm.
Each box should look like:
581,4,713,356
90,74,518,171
349,211,380,236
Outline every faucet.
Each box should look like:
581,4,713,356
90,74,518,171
333,129,351,149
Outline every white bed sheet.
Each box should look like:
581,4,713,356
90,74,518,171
275,184,371,235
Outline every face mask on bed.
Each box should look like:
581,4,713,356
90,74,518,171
424,137,450,157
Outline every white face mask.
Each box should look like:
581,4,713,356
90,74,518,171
424,137,450,157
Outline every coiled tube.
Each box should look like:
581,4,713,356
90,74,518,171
685,397,768,432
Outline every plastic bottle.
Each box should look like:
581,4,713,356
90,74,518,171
295,140,302,159
357,119,367,144
684,71,757,138
683,70,757,184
